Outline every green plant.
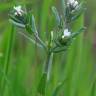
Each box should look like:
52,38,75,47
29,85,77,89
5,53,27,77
9,0,86,95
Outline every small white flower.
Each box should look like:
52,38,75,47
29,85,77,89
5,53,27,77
62,29,71,38
14,5,24,16
68,0,78,8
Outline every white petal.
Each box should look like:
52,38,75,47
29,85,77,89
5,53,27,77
14,6,21,10
69,0,75,4
73,1,78,7
14,5,24,16
63,29,71,37
64,29,69,33
64,31,71,37
68,0,78,7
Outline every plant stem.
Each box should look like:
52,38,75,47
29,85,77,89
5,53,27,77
37,51,53,95
44,51,53,81
34,33,47,50
26,25,47,50
18,31,43,48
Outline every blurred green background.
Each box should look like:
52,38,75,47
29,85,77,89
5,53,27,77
0,0,96,96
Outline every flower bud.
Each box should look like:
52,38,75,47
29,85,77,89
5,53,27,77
67,0,79,10
62,29,71,39
14,5,24,16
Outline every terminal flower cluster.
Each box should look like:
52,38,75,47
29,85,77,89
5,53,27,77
14,5,24,16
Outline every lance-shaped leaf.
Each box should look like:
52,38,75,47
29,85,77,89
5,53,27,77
52,39,73,53
24,13,38,34
52,6,60,26
31,15,38,34
9,19,25,28
61,0,66,16
37,73,47,95
71,27,86,39
53,46,68,53
9,14,25,28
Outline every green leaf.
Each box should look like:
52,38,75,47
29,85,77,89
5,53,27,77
71,27,86,38
52,6,60,26
31,15,38,33
9,19,25,28
61,0,66,17
37,73,47,95
53,46,68,53
25,12,37,32
9,14,25,28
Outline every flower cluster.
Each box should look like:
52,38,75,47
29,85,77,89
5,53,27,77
9,1,85,53
67,0,79,9
9,3,86,94
9,6,28,28
14,6,24,16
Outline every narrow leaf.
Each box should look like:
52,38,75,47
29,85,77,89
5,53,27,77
52,6,60,26
71,27,86,38
31,15,38,33
9,19,25,28
53,46,68,53
37,73,47,95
